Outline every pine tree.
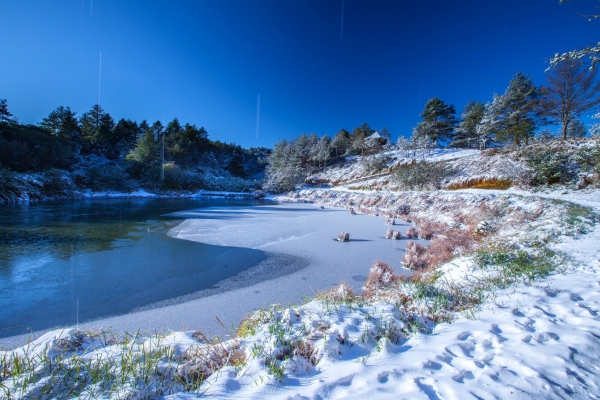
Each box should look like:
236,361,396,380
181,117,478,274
492,73,540,147
40,106,80,142
331,128,350,158
79,105,115,155
126,130,159,166
0,99,14,124
412,98,457,145
451,101,485,148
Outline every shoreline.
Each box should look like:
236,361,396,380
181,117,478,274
0,202,418,350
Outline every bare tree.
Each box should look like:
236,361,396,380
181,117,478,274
539,60,600,140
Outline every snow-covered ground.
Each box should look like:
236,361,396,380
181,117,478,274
2,186,599,399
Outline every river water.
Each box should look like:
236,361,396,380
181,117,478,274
0,198,272,339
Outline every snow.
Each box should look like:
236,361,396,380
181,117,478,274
3,185,600,398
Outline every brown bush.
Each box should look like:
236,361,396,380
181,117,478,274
405,226,418,238
385,228,394,239
402,241,428,270
392,230,401,240
416,221,435,240
318,281,355,302
365,260,396,293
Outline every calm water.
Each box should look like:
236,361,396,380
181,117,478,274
0,198,272,339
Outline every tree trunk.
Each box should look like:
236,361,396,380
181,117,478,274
562,120,569,141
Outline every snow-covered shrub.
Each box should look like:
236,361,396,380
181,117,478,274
338,231,350,242
350,207,356,215
392,230,401,240
402,241,428,270
84,164,133,191
385,216,395,225
365,260,396,293
394,160,451,190
317,281,355,302
385,228,394,239
416,221,435,240
405,226,418,238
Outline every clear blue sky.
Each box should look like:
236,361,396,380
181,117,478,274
0,0,597,148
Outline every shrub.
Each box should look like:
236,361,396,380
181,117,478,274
385,217,395,225
405,226,418,238
416,221,435,240
402,241,428,270
338,231,350,242
317,281,355,302
385,228,394,239
394,160,452,190
84,164,133,191
365,260,396,293
392,230,401,240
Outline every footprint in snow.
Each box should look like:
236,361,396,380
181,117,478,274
535,332,560,343
436,352,454,365
570,293,584,302
452,370,475,383
578,303,598,316
457,331,471,341
515,318,536,332
475,352,495,368
522,334,533,343
377,371,389,383
423,360,443,370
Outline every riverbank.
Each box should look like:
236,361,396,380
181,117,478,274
0,202,419,350
2,188,598,398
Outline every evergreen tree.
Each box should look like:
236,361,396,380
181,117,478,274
331,128,350,158
165,118,183,137
451,101,485,148
492,73,540,147
112,119,140,156
79,105,115,155
39,106,81,142
226,144,246,177
0,99,14,124
126,130,159,166
412,98,457,145
379,126,392,142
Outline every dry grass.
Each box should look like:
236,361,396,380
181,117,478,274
416,220,435,240
405,226,418,238
446,177,512,190
317,281,355,302
365,260,397,295
402,241,428,270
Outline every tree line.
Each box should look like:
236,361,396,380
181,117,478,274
266,60,600,192
0,101,267,184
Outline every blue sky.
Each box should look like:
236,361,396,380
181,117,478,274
1,0,597,148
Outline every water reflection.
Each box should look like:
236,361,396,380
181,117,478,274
0,198,271,338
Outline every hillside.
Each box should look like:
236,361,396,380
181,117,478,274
2,139,600,398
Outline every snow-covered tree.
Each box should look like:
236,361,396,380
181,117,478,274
412,98,457,145
451,100,485,148
567,119,588,138
538,60,600,140
550,1,600,68
488,73,540,147
331,128,350,158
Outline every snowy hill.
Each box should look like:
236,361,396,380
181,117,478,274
2,141,600,398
